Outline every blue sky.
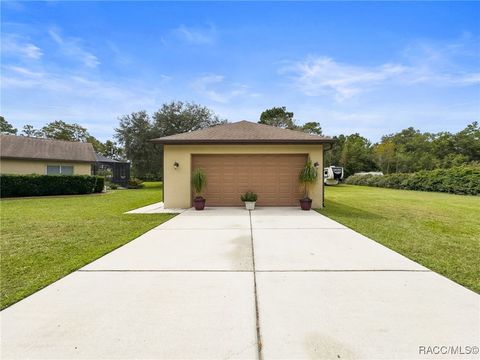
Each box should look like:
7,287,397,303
1,1,479,141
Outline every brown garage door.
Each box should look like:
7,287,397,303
191,154,307,206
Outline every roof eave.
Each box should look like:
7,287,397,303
0,156,96,163
150,139,336,145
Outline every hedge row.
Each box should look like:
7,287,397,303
0,174,105,198
345,164,480,195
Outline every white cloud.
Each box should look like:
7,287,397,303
190,74,253,103
282,57,408,101
173,24,216,45
1,34,43,59
48,27,100,68
0,64,163,140
5,66,44,78
190,75,228,102
282,37,480,101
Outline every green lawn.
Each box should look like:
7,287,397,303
318,185,480,293
0,182,174,309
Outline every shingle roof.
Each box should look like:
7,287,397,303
0,135,97,162
151,120,334,144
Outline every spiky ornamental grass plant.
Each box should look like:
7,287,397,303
299,158,318,199
240,191,257,202
191,168,207,199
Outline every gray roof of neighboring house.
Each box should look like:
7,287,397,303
151,120,335,145
0,135,97,163
95,153,118,163
94,153,129,164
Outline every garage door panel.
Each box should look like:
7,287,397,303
192,154,307,206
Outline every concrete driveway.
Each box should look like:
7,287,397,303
2,208,479,359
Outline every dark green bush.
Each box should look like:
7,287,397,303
93,176,105,193
0,174,105,198
345,164,480,195
139,173,162,181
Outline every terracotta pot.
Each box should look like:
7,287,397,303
194,197,206,210
299,198,312,211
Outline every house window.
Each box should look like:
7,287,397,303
46,165,74,175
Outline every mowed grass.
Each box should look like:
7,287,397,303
318,185,480,293
0,182,174,309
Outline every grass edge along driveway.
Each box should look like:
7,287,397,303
1,182,174,309
318,185,480,293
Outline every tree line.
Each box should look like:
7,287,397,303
325,122,479,176
2,103,478,179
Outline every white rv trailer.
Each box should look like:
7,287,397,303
324,166,344,185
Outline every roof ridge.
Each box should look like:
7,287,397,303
0,134,93,146
151,120,334,144
244,120,327,137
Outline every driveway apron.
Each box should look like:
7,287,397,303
1,207,479,359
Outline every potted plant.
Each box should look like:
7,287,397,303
191,168,207,210
298,158,318,210
240,191,257,210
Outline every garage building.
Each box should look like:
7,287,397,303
152,121,334,208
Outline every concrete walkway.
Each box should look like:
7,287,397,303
1,208,479,359
124,201,187,214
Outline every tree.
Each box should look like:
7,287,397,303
0,116,17,135
103,140,124,160
153,101,226,136
115,111,158,179
324,134,346,167
339,134,377,176
373,141,396,174
379,127,436,172
301,121,323,135
22,124,42,137
41,120,90,142
116,102,226,179
259,107,324,135
86,135,107,154
453,121,480,162
259,106,296,129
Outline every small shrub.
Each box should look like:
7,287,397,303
0,174,105,198
345,164,480,195
240,191,257,202
139,173,162,181
107,182,119,190
127,178,144,189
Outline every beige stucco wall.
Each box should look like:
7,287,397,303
0,159,92,175
163,144,324,209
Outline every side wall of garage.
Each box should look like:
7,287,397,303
163,144,324,208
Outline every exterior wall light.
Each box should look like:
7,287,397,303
314,162,320,168
173,161,179,169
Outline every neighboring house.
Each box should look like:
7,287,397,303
152,120,334,208
92,153,130,187
0,135,96,176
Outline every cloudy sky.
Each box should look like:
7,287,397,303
1,1,479,141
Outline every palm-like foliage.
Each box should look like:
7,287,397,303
191,168,207,198
240,191,257,202
299,158,318,198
